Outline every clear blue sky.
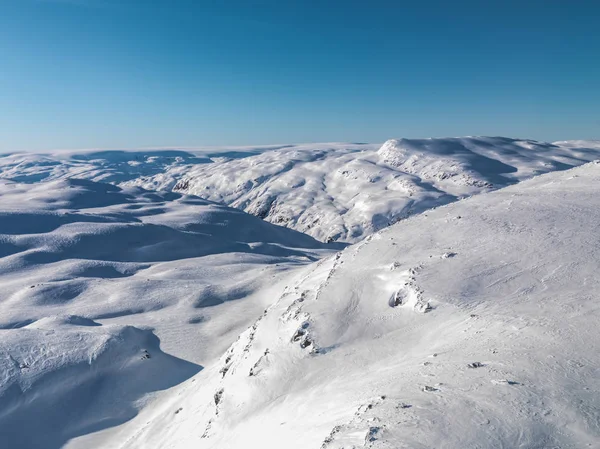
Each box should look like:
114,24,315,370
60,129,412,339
1,0,599,151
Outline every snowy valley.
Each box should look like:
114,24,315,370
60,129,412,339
0,137,599,448
3,138,600,243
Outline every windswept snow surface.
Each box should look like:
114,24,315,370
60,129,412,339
1,138,599,242
1,138,599,448
100,162,600,449
140,137,600,242
0,178,337,448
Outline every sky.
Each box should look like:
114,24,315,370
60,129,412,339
1,0,599,151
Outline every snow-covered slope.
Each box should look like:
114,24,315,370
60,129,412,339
1,139,599,448
105,161,600,449
0,144,368,187
166,137,600,242
2,138,599,243
0,178,338,448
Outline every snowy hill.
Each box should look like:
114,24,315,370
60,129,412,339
0,178,337,448
2,138,599,243
165,137,600,242
1,139,599,448
94,161,600,449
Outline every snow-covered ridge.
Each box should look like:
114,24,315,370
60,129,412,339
114,161,600,449
166,137,600,242
0,178,338,448
2,137,598,243
1,139,600,448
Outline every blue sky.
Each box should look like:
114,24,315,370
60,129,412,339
1,0,599,150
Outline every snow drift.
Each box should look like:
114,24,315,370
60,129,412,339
0,319,199,449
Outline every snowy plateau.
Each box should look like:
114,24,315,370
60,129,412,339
0,137,599,449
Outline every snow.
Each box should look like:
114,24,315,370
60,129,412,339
0,138,599,448
168,136,598,243
89,162,600,449
0,321,199,448
0,177,337,448
2,138,599,243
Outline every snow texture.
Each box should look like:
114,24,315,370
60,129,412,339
0,177,336,448
0,137,599,448
2,138,600,242
107,161,600,449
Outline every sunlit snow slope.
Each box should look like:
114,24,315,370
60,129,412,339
109,162,600,449
1,138,599,243
151,137,600,242
0,178,337,449
1,138,599,449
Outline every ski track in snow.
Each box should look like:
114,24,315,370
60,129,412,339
0,137,599,448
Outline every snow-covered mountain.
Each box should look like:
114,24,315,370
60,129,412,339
94,161,600,449
0,138,599,448
2,138,600,243
165,137,600,242
0,178,337,448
